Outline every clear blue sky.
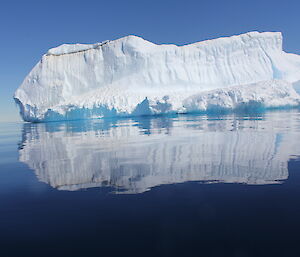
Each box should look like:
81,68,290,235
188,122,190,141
1,0,300,122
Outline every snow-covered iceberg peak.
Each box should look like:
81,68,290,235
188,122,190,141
14,31,300,122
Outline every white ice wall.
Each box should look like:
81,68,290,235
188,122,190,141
14,32,300,121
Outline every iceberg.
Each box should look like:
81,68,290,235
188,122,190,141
14,32,300,122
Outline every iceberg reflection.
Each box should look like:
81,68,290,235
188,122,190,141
18,112,300,193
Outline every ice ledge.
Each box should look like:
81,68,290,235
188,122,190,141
14,80,300,122
46,40,110,56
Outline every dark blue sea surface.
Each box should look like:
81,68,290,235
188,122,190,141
1,110,300,257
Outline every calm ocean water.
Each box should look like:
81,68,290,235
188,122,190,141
1,110,300,257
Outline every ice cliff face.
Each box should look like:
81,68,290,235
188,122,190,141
14,32,300,122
